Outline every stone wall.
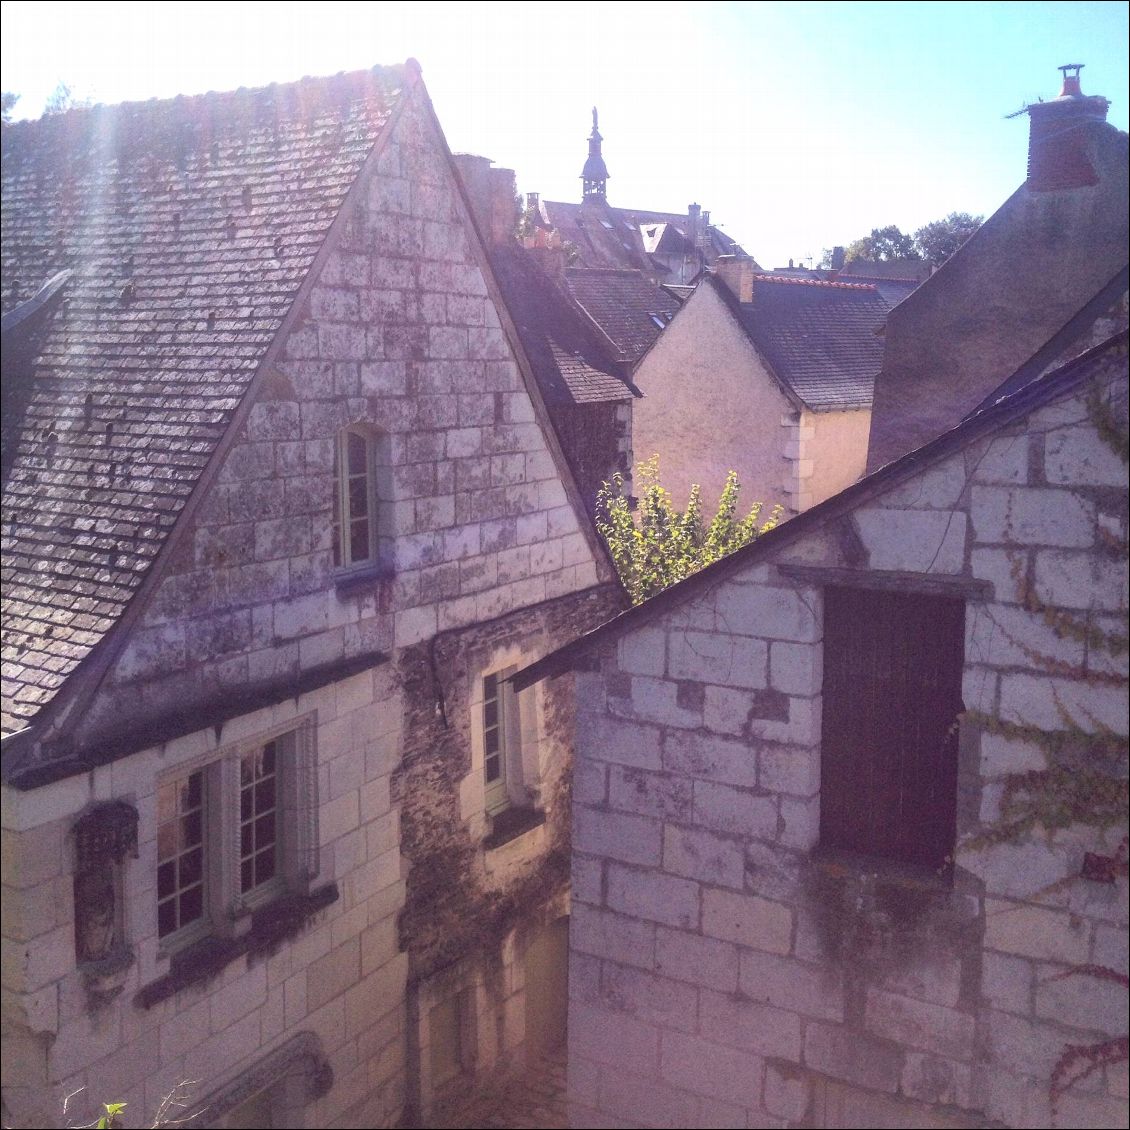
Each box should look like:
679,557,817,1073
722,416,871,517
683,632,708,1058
632,281,795,511
2,670,407,1129
567,366,1128,1128
76,86,607,749
1,81,620,1129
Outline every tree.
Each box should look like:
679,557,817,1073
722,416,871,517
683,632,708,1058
2,92,19,123
843,224,919,264
596,456,782,604
914,211,983,267
43,82,90,116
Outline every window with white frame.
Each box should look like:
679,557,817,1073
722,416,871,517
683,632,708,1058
156,719,318,949
481,668,531,816
332,426,389,573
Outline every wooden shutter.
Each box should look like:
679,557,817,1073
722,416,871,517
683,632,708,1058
820,587,965,871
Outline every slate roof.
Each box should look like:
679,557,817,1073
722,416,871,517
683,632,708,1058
564,267,683,363
713,275,888,410
0,65,408,735
488,247,631,406
542,199,747,276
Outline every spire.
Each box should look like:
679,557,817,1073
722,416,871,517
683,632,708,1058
581,106,609,202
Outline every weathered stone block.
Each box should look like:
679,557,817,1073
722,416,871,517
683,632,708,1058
575,805,662,867
699,988,802,1059
1045,422,1126,487
881,457,968,507
763,1060,811,1121
855,509,968,573
692,781,777,838
738,949,844,1021
606,862,700,930
971,434,1030,486
864,988,975,1061
714,583,821,642
664,731,758,788
901,1052,971,1108
570,1002,661,1077
1033,548,1128,612
971,486,1093,548
660,1031,764,1107
702,889,792,953
618,628,667,678
804,1022,901,1093
597,1065,699,1129
668,629,768,689
654,927,739,992
663,824,745,889
609,765,692,820
601,962,698,1033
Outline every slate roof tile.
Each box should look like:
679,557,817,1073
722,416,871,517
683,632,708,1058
1,65,408,734
563,267,683,363
488,247,631,406
717,275,888,410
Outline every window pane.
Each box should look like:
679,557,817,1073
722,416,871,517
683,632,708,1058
157,821,177,862
484,700,499,729
241,859,255,892
179,885,203,926
241,822,254,856
179,847,203,887
255,776,276,813
348,476,369,520
255,850,276,887
485,753,501,783
158,899,177,938
158,861,176,899
347,431,367,475
349,519,370,564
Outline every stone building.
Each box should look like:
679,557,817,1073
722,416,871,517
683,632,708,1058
1,61,623,1128
630,263,888,510
867,65,1128,473
518,331,1129,1128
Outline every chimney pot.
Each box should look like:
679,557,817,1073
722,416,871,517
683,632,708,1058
1025,64,1110,191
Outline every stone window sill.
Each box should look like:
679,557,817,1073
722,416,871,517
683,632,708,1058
334,563,395,596
484,807,546,852
810,845,959,893
135,883,339,1009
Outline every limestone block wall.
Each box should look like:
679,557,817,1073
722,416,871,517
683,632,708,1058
2,667,407,1129
567,370,1128,1128
78,87,604,746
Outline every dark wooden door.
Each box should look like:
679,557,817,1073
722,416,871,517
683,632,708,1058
820,587,965,870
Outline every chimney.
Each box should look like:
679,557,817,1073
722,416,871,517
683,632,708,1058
452,154,519,247
831,245,845,271
1025,64,1110,192
714,254,755,304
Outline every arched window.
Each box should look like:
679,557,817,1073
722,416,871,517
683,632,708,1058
332,426,386,572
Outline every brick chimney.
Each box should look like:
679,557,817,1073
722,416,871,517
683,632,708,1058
452,154,519,247
1025,64,1110,192
714,254,756,303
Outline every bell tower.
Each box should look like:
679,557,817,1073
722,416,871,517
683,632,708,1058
581,107,610,201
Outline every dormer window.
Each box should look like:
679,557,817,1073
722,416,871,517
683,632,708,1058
332,426,390,574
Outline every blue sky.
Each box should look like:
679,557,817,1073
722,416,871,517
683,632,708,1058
2,1,1127,268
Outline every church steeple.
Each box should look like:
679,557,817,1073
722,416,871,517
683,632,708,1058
581,107,609,202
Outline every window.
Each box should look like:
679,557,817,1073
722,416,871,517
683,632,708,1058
819,587,965,872
332,426,389,573
482,670,520,815
156,720,317,949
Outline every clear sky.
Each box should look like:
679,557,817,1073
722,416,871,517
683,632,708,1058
2,1,1127,268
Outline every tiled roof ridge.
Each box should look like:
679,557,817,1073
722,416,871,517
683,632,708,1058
751,274,879,292
566,266,650,278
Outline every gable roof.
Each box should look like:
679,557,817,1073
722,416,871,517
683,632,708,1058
564,267,683,363
0,65,410,735
486,246,632,406
866,118,1129,473
514,328,1128,690
710,274,888,411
